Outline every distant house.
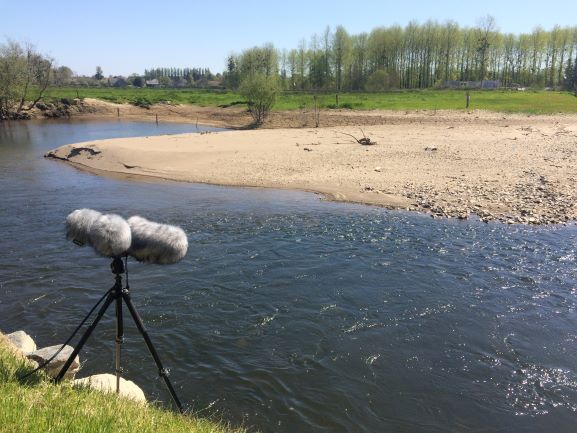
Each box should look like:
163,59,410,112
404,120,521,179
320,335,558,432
444,80,501,89
146,79,160,88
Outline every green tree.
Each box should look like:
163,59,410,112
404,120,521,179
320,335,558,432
131,75,145,87
239,73,278,126
0,40,53,119
237,44,278,79
333,25,351,91
53,65,73,85
94,66,103,80
223,55,240,89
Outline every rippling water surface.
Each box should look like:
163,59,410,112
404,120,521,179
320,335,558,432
1,120,577,433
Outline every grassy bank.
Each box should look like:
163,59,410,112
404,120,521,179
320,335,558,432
44,87,577,114
0,332,244,433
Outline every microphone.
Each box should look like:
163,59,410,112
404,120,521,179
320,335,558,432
66,209,103,247
89,213,132,258
127,216,188,264
66,209,131,257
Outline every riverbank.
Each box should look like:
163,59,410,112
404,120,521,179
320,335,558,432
0,331,244,433
46,110,577,224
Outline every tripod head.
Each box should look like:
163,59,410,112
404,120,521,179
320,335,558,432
110,256,125,276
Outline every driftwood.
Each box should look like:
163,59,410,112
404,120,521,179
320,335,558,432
337,128,377,145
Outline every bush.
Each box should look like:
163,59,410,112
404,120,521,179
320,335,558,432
365,69,399,92
239,74,278,126
131,97,152,109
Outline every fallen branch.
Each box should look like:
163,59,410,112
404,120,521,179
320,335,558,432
337,128,377,145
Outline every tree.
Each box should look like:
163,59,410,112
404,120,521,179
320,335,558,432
0,40,53,119
94,66,103,80
564,58,577,93
158,76,171,87
131,75,145,87
476,16,497,80
239,73,278,126
237,44,278,79
223,55,240,89
53,65,73,85
224,20,577,92
333,25,351,91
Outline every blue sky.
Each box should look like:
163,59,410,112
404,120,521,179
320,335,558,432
1,0,575,76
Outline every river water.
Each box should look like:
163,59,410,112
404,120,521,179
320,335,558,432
1,119,577,433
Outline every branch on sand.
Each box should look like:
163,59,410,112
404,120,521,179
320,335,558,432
337,128,377,145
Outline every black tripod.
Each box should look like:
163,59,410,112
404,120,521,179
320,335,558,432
55,257,183,413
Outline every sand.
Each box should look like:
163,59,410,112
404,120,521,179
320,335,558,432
45,104,577,225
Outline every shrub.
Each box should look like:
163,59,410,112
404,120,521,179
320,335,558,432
239,74,278,126
131,97,152,109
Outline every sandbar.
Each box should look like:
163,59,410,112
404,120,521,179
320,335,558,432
46,110,577,224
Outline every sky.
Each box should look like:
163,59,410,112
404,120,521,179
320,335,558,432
1,0,575,77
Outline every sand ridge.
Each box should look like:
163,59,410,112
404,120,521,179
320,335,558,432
46,111,577,225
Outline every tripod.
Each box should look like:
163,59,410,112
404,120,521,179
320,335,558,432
55,256,183,413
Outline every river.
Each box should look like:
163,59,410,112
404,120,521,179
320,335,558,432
1,119,577,433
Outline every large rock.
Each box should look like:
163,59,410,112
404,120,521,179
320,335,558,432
6,330,37,353
26,345,80,380
74,374,147,403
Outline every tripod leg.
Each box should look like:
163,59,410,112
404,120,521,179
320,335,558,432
122,291,184,413
55,290,115,382
115,281,124,394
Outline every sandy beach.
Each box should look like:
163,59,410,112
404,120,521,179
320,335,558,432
44,103,577,225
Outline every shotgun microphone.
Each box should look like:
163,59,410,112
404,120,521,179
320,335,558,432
89,213,132,258
66,208,102,247
66,209,131,257
127,216,188,264
66,210,187,263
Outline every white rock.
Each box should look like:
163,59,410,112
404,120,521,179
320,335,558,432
74,373,147,403
6,330,37,353
27,344,80,380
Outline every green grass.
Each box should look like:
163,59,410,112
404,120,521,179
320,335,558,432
0,332,245,433
45,87,577,115
276,89,577,114
44,87,243,107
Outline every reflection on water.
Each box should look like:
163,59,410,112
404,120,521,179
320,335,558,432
1,119,577,433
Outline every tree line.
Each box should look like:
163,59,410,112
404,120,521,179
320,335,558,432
224,18,577,92
144,67,214,81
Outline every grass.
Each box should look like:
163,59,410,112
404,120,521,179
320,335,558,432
0,332,245,433
44,87,242,107
44,87,577,115
275,89,577,114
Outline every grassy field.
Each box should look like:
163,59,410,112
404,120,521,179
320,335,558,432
45,87,577,114
0,332,245,433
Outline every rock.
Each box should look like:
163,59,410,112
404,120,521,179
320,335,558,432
374,167,382,172
27,344,80,380
74,374,147,403
6,330,37,353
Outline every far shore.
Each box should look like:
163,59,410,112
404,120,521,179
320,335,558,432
44,101,577,225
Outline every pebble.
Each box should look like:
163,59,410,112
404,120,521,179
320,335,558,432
399,172,576,225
